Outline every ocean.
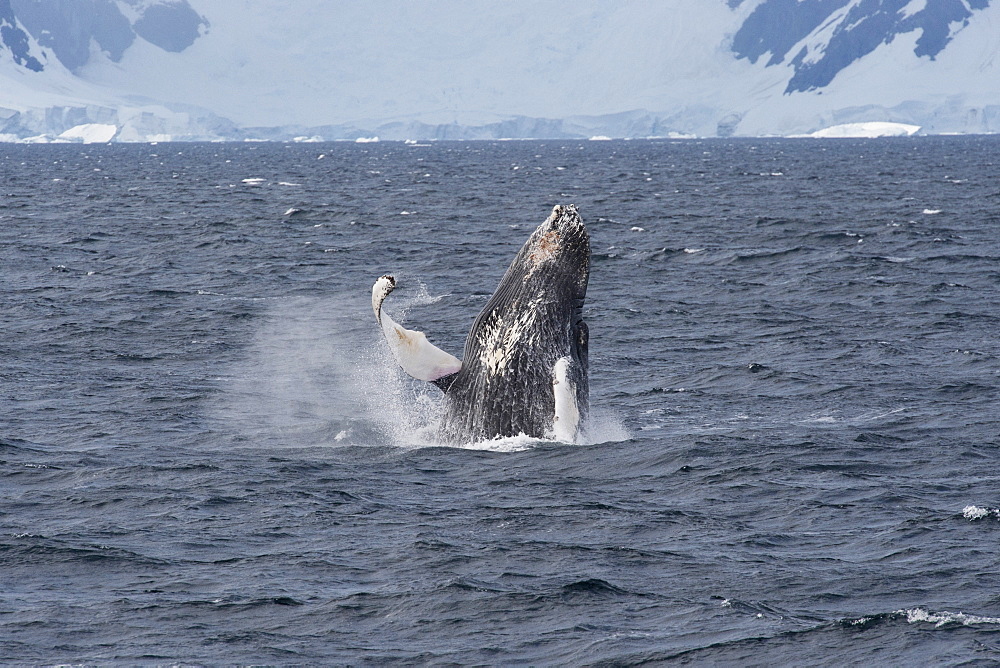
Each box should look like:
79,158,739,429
2,137,999,665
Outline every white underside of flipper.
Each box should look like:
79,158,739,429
372,275,462,382
551,356,580,442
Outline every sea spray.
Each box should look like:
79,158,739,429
209,293,426,448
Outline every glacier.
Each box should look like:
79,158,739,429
0,0,998,141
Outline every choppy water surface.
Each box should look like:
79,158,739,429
2,138,1000,664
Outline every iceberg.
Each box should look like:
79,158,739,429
807,122,921,138
58,123,119,143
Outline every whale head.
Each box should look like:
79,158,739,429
516,204,590,299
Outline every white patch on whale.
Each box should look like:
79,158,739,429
550,356,580,442
477,296,543,376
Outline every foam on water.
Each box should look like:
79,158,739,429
962,505,1000,520
454,410,631,453
460,433,543,453
901,608,1000,627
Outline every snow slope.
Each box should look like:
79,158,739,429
77,1,758,128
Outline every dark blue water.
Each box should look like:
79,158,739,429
2,138,999,665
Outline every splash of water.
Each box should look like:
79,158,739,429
212,289,628,451
208,293,426,448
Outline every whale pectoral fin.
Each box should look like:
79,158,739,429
372,275,462,385
551,356,581,443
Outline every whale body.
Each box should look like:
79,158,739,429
372,204,590,443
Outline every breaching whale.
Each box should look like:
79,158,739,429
372,204,590,443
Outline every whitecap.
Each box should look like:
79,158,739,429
901,607,1000,627
962,505,1000,520
922,209,942,215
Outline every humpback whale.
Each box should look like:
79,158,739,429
372,204,590,443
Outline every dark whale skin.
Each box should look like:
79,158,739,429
437,204,590,443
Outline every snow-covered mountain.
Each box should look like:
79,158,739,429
733,0,992,93
0,0,232,141
1,0,998,141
